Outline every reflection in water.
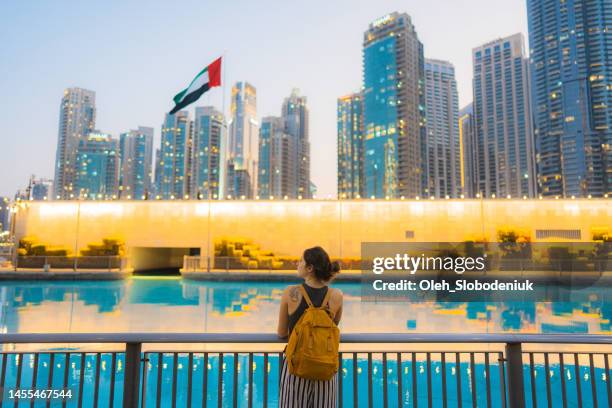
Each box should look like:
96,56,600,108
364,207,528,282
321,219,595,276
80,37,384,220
0,277,610,334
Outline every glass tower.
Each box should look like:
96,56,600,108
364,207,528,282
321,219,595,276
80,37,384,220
337,92,364,198
527,0,611,197
258,116,296,199
363,12,426,198
424,59,461,198
281,89,311,198
53,88,96,199
472,34,537,198
119,127,154,200
459,104,478,198
192,107,226,199
228,82,259,198
74,132,119,199
156,111,192,199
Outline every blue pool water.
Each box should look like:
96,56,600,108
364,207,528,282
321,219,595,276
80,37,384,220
0,277,610,406
1,277,610,334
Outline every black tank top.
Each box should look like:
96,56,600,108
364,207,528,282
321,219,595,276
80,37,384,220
287,283,329,335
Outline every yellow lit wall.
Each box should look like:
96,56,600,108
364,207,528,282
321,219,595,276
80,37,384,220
13,200,611,262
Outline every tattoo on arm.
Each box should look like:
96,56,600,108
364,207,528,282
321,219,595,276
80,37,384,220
289,286,299,302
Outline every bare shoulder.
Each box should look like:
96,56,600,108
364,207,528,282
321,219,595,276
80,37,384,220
329,287,343,301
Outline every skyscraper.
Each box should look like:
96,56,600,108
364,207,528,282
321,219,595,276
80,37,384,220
192,107,226,199
258,116,296,199
53,88,96,199
21,176,53,201
227,82,259,198
363,12,426,198
472,34,537,198
156,111,193,199
282,89,311,198
527,0,611,197
119,126,154,200
424,59,461,198
337,92,364,198
459,104,478,198
74,132,120,199
0,197,10,232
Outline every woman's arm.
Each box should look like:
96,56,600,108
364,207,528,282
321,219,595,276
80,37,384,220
277,288,289,339
332,289,343,325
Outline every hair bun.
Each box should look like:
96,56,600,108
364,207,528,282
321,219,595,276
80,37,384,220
329,261,341,274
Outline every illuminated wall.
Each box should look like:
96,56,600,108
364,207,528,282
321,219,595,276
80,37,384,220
13,200,610,262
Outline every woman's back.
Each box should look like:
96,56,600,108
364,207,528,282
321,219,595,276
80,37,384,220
287,283,329,334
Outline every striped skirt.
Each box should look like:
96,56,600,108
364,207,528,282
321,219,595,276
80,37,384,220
278,355,338,407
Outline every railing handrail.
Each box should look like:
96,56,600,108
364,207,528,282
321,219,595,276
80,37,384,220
1,332,611,344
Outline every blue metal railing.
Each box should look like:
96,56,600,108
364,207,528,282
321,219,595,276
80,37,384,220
0,333,611,407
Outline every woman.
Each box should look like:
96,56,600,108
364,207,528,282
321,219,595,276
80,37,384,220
277,246,343,407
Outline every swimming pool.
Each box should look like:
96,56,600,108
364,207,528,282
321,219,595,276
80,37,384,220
1,276,610,334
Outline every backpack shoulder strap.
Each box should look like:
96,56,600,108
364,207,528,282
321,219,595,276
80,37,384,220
321,287,332,309
298,285,314,308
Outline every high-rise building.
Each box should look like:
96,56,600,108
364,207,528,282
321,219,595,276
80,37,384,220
156,111,193,199
472,34,537,198
459,104,478,198
282,89,311,198
21,176,53,201
337,92,364,198
527,0,611,197
258,116,296,199
153,148,161,198
227,82,259,198
363,12,426,198
424,59,461,198
192,107,226,199
119,127,154,200
53,88,96,199
31,178,52,201
0,197,10,232
74,132,120,199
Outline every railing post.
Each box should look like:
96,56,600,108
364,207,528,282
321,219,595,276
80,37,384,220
123,342,142,408
505,342,525,408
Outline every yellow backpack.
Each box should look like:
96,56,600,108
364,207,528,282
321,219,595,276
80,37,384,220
285,285,340,380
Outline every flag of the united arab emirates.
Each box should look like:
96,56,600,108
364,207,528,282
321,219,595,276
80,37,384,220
169,57,222,114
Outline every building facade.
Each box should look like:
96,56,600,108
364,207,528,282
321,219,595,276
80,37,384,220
119,127,154,200
258,116,296,199
459,104,478,198
74,132,120,199
424,59,461,198
472,34,537,198
53,88,96,199
156,111,193,199
281,89,311,198
527,0,611,197
227,82,259,198
363,12,426,198
0,197,10,231
192,107,226,199
337,92,364,198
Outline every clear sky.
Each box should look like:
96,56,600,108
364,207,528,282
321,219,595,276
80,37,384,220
0,0,528,198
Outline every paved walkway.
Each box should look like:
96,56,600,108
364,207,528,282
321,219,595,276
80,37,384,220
0,267,132,280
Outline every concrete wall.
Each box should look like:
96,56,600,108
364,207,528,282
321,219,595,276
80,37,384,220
13,200,610,260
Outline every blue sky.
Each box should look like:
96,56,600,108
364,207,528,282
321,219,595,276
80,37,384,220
0,0,528,197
